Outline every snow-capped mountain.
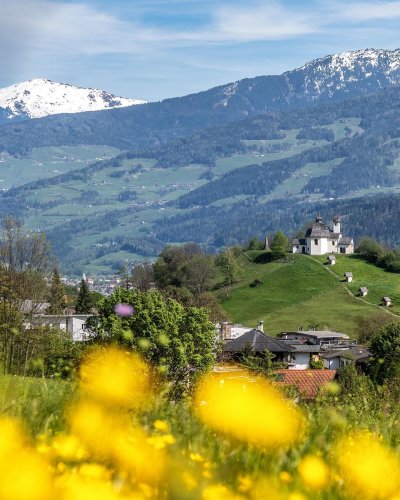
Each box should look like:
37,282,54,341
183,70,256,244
215,48,400,109
0,78,146,121
285,48,400,99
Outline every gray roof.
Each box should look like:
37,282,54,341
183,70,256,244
383,296,391,302
344,272,353,277
222,329,294,353
292,238,306,245
328,255,336,260
322,345,371,361
292,345,321,353
279,330,349,340
305,222,333,238
339,237,353,245
359,287,368,293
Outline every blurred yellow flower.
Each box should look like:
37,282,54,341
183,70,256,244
298,455,329,490
202,483,244,499
0,450,54,500
153,419,169,432
194,375,304,449
336,432,400,498
238,474,253,492
80,347,151,408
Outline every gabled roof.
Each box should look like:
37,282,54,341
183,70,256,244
339,237,353,245
382,296,391,302
222,329,294,353
328,255,336,260
275,369,336,399
292,238,306,245
344,272,353,277
359,287,368,293
305,222,333,239
322,345,372,362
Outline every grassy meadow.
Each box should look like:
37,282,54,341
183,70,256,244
219,253,399,335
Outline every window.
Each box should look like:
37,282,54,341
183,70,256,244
340,247,345,254
314,239,318,245
296,245,299,249
332,241,335,245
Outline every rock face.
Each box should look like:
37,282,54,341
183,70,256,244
0,78,146,121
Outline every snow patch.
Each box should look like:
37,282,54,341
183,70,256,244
0,79,146,119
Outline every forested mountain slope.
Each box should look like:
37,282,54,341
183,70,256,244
2,49,400,155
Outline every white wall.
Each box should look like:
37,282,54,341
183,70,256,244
323,357,340,370
289,352,311,370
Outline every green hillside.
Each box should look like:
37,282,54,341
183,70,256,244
219,253,400,336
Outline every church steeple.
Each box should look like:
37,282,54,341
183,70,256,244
315,213,323,223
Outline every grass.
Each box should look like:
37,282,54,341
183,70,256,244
0,374,74,436
314,254,400,315
219,253,395,336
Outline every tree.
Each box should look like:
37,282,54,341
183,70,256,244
355,312,393,345
369,322,400,383
270,231,289,260
131,262,154,292
216,248,239,286
356,237,384,263
75,279,93,314
47,268,66,314
88,288,216,396
181,254,216,295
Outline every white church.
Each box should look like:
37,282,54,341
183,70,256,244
292,215,354,256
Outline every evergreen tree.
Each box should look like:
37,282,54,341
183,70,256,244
47,268,66,314
75,279,92,314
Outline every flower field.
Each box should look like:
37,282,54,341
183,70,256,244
1,346,400,499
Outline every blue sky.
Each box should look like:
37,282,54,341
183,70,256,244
1,0,400,101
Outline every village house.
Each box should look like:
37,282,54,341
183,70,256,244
292,214,354,256
222,328,323,370
359,287,368,297
28,314,93,341
382,296,392,307
275,369,337,399
322,345,371,371
278,330,351,347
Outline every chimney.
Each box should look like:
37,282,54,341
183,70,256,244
257,321,264,333
221,322,232,340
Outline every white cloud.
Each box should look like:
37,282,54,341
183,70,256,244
335,1,400,21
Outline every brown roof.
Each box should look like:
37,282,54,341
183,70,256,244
274,369,336,399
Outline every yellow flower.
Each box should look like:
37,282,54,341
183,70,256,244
202,483,244,500
194,374,304,449
279,471,292,484
190,452,205,462
298,455,329,490
336,432,400,498
80,347,151,409
153,419,169,432
0,450,54,500
52,433,87,461
238,475,253,492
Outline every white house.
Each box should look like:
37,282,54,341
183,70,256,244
382,296,392,307
29,314,94,341
292,215,354,256
359,287,368,297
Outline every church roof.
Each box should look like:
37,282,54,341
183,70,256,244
305,222,333,238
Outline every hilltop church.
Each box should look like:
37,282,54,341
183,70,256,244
292,215,354,256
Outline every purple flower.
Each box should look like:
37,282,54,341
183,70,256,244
114,303,134,317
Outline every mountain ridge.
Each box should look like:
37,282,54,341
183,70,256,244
0,78,146,123
2,48,400,155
